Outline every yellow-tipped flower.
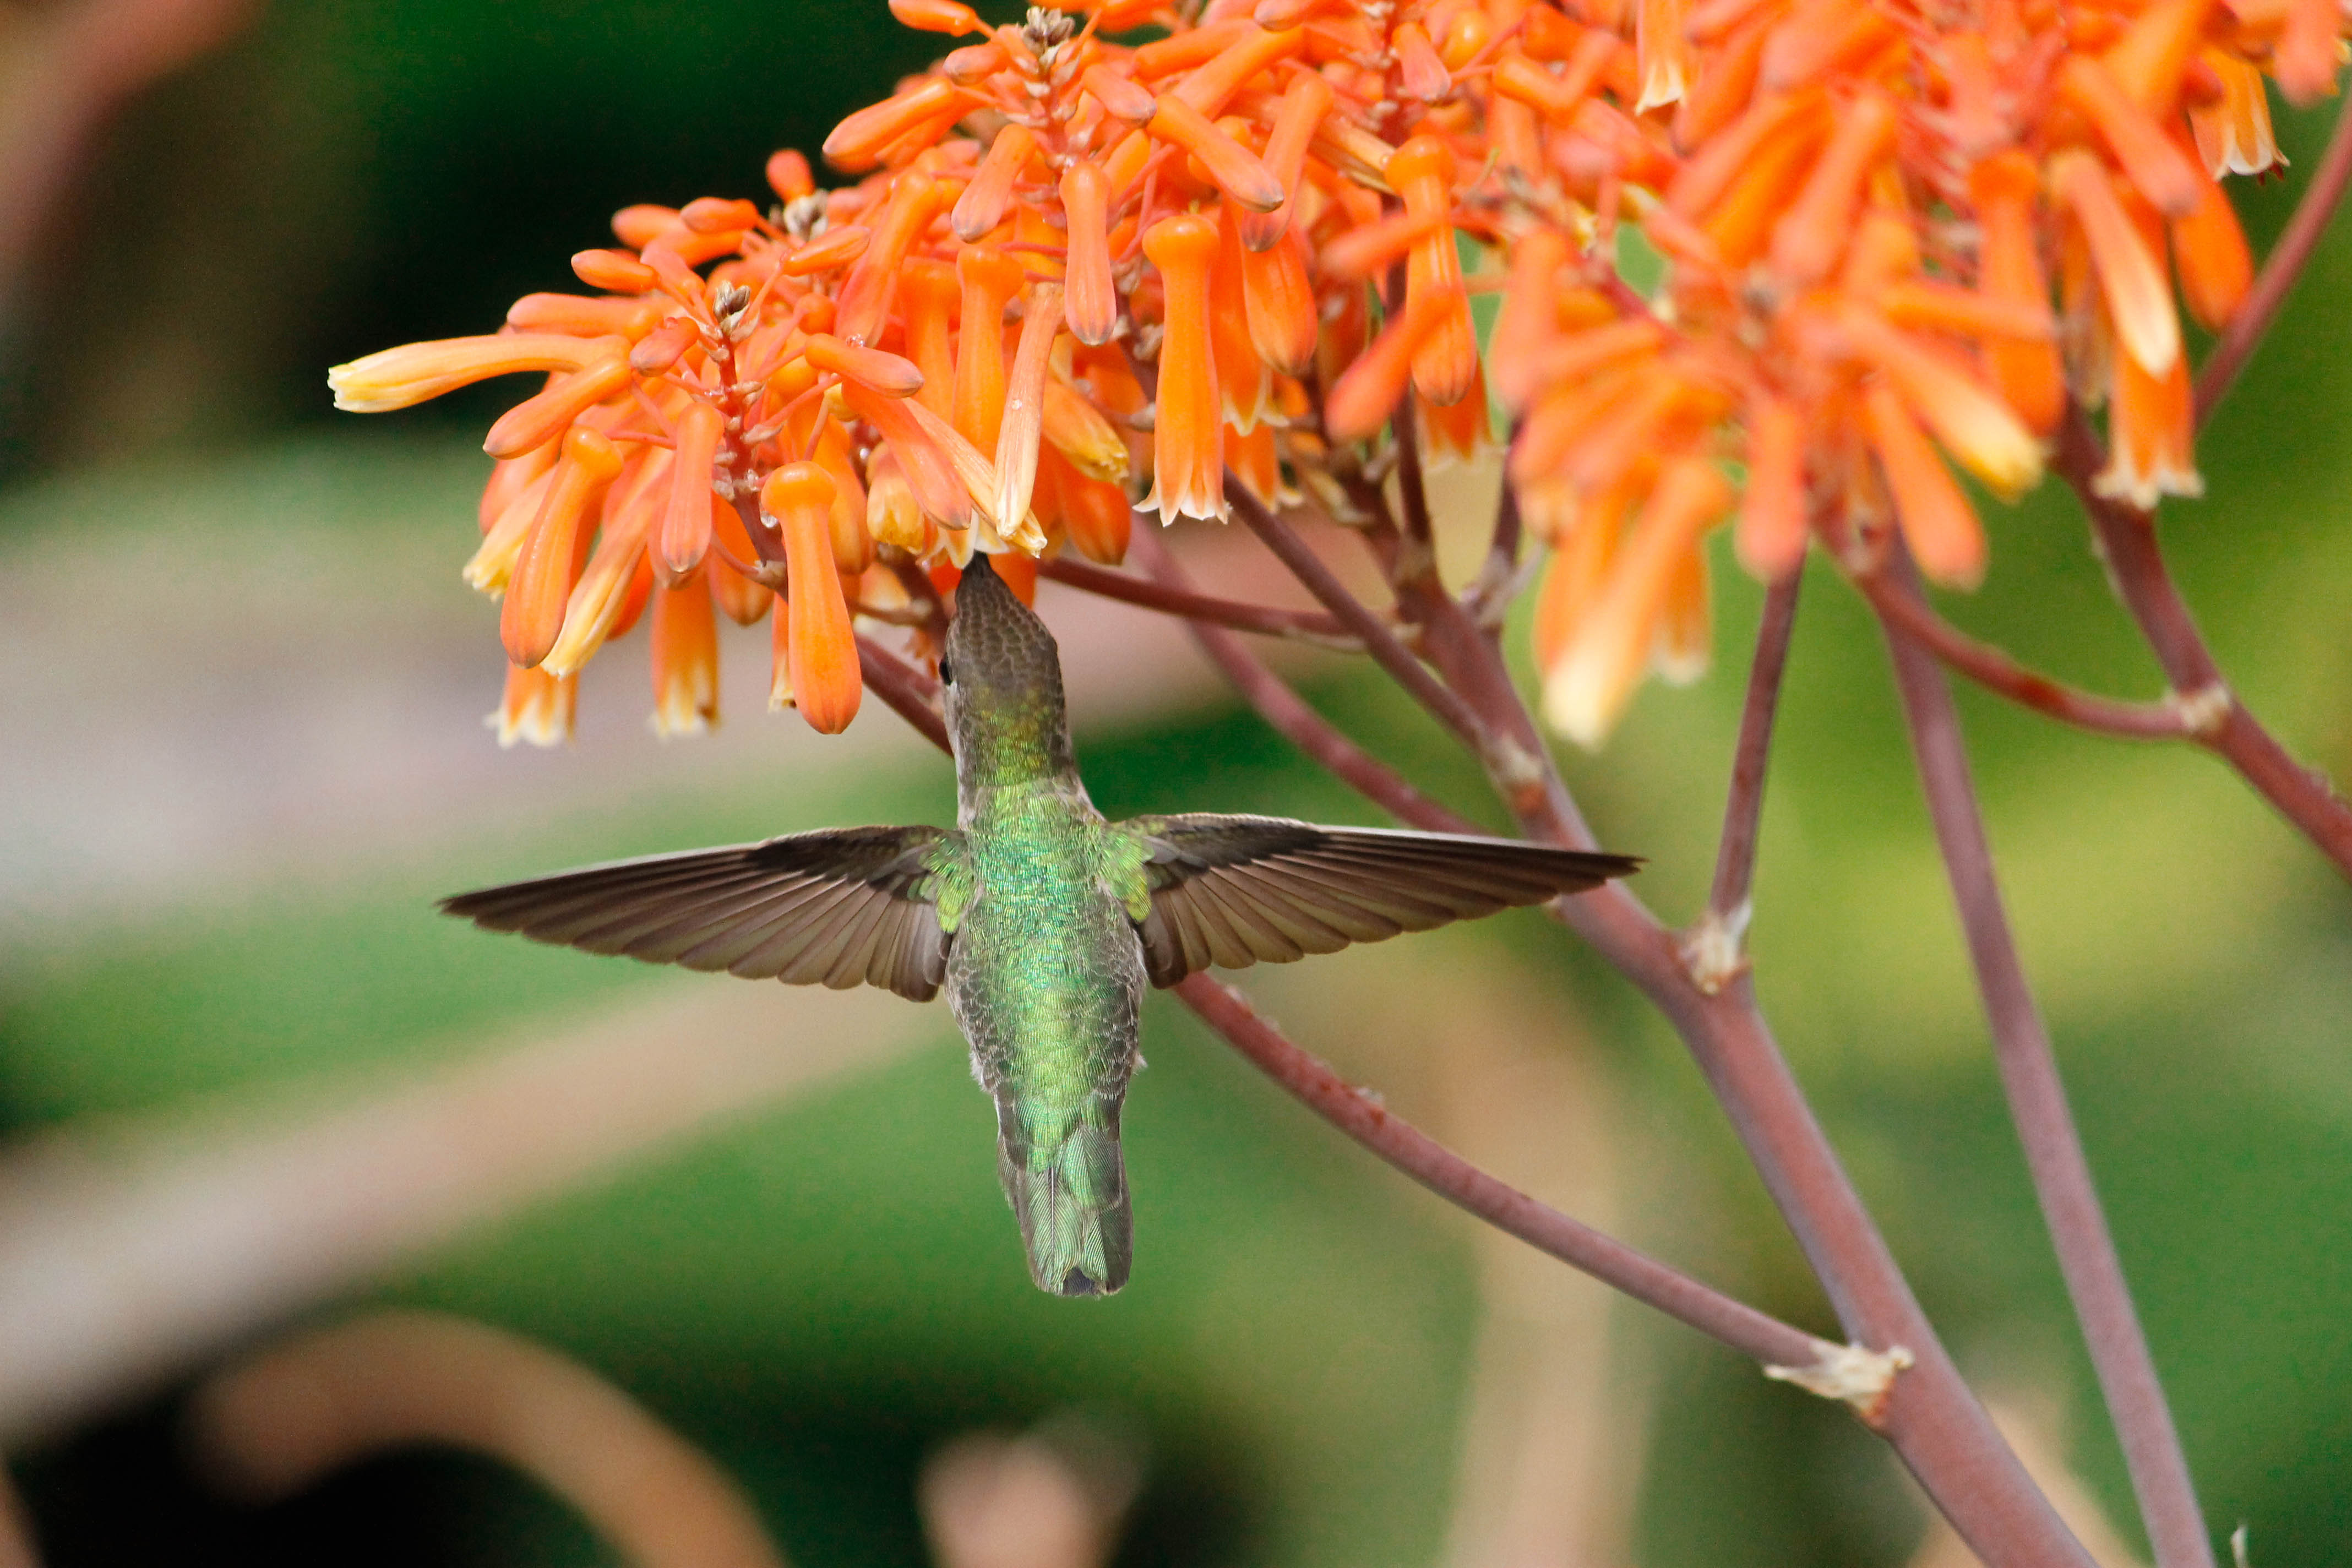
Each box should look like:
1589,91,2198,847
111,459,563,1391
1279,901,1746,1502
328,334,618,413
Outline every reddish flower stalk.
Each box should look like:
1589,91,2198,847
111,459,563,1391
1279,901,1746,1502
1880,558,2216,1568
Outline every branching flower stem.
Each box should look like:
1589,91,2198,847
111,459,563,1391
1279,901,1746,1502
1173,972,1839,1371
1879,566,2217,1568
1856,568,2193,739
1686,573,1804,993
1037,557,1360,647
1123,528,1474,834
2056,414,2352,880
1389,398,1442,589
1228,483,1498,756
1143,503,2101,1568
1396,601,2099,1568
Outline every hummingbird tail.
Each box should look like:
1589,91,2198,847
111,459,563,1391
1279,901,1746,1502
995,1091,1132,1297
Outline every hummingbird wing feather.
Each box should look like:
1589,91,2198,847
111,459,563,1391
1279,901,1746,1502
440,826,969,1001
1118,815,1639,987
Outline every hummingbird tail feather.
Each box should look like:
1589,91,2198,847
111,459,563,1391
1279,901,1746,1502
995,1092,1131,1297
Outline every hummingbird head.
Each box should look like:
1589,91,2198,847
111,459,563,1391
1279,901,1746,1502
941,554,1073,785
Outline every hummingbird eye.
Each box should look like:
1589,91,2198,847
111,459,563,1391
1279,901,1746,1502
938,655,955,686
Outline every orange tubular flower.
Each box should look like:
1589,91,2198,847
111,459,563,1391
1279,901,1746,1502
1239,224,1319,375
994,282,1065,537
763,465,862,734
481,356,633,460
467,463,557,595
813,420,875,576
502,427,625,669
1654,543,1712,685
1316,208,1450,284
1488,230,1570,413
1636,0,1696,109
766,149,814,200
2050,150,2181,377
649,573,721,737
834,170,943,347
1417,361,1490,467
781,224,871,277
573,248,657,293
1499,35,1618,130
954,244,1028,458
900,258,961,420
2097,341,2201,508
1082,63,1155,124
805,335,927,399
1532,473,1640,668
2169,145,2254,331
1142,214,1227,525
1766,89,1895,287
630,317,699,374
507,293,663,341
909,396,1041,556
2103,0,2213,109
480,442,559,533
1393,21,1451,101
2274,0,2342,104
2191,55,2280,176
1969,152,2067,437
1387,137,1479,409
865,444,934,554
824,78,973,171
1063,472,1135,565
1226,419,1287,506
328,334,618,413
494,663,576,749
546,450,671,677
1144,96,1287,212
1210,208,1273,431
1042,377,1130,484
888,0,981,35
709,498,777,624
1736,394,1810,581
1328,284,1476,443
612,205,674,249
955,123,1039,241
1863,380,1988,589
1239,71,1333,250
1839,313,2044,500
1545,459,1733,747
2054,57,2206,217
658,400,725,582
1059,162,1119,346
845,380,976,536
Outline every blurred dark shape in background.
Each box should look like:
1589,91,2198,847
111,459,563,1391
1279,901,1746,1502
0,0,938,476
0,0,259,326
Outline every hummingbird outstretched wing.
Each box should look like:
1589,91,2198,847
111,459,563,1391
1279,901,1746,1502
1117,815,1639,987
440,826,971,1001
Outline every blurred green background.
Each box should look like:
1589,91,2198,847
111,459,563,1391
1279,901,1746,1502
2,3,2350,1564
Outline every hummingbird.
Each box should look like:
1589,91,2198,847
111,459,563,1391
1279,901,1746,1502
442,554,1638,1297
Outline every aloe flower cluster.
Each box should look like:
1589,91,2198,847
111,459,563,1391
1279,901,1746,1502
329,0,2342,748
